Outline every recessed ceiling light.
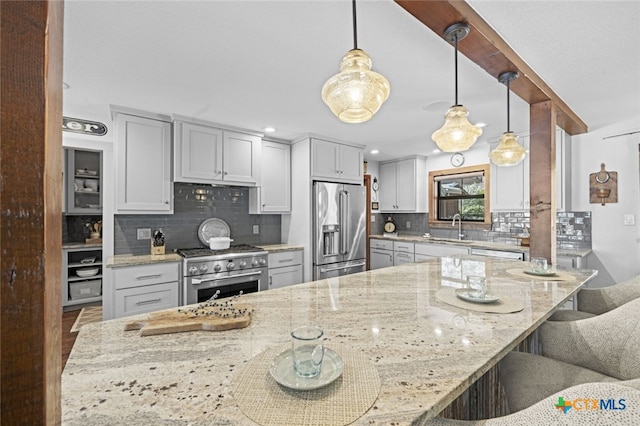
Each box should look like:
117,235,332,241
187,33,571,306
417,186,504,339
263,127,276,133
370,149,379,154
476,122,487,128
422,100,450,112
432,149,441,154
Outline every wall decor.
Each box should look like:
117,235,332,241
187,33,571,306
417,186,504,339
62,116,108,136
589,163,617,206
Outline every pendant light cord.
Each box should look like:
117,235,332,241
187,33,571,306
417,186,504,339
506,79,511,132
352,0,358,49
454,34,459,106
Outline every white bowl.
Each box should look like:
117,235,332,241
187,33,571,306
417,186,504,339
209,237,233,250
84,180,98,190
76,267,99,278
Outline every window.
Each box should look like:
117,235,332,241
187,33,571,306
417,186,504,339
429,164,491,227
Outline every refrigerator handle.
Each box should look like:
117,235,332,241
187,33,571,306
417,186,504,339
339,190,349,255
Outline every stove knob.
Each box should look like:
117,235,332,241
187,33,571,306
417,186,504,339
259,258,267,267
226,262,235,271
239,260,247,268
199,264,208,273
213,264,222,272
188,266,199,275
251,259,259,267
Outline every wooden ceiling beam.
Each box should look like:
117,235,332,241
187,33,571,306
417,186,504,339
395,0,588,136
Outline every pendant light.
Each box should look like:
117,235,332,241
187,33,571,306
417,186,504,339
321,0,390,123
489,71,527,167
432,23,483,152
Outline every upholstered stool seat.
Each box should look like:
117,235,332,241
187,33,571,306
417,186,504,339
549,274,640,321
416,379,640,425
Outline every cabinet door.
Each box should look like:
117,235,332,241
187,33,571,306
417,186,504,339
379,162,397,211
395,158,416,211
174,121,223,183
311,139,340,180
338,144,363,182
66,149,102,214
115,114,172,213
268,265,303,289
223,131,260,183
369,248,393,270
260,141,291,211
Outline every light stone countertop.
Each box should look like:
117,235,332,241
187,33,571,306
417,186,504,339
106,253,181,268
62,256,597,425
258,243,304,253
62,242,103,250
370,234,592,258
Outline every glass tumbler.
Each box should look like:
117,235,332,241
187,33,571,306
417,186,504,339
530,257,548,273
291,325,324,378
466,275,487,298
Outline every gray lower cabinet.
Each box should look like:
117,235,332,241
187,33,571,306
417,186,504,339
113,262,180,318
63,246,103,307
268,251,303,289
370,239,394,270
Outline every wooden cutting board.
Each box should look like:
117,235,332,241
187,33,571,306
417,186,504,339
124,302,252,336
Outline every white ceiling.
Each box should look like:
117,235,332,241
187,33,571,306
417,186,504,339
63,0,640,162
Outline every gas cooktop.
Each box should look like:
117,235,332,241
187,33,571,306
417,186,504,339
176,244,265,258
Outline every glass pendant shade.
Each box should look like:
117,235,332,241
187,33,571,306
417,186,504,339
489,132,526,166
321,49,391,123
431,105,483,152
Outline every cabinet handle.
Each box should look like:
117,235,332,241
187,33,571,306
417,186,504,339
164,201,169,204
224,171,228,175
278,258,294,263
269,276,272,287
135,274,162,280
262,203,266,207
136,298,161,306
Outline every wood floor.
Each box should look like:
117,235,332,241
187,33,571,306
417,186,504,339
62,309,81,368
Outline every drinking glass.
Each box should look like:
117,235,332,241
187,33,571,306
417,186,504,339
530,257,548,273
466,275,487,298
291,325,324,378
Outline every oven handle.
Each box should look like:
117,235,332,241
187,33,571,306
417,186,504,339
191,271,263,285
320,261,365,273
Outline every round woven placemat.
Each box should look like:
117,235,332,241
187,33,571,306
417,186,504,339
233,343,380,426
506,268,577,281
435,287,524,314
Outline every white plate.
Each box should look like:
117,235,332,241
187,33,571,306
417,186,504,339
523,270,558,277
456,289,500,304
198,218,230,246
269,348,344,390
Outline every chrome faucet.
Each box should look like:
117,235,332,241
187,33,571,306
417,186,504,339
452,213,464,240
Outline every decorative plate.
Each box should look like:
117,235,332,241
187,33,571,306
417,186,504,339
455,289,500,304
269,348,344,391
197,218,231,246
523,270,558,277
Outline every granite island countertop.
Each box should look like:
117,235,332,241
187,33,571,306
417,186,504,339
370,234,592,258
62,256,596,425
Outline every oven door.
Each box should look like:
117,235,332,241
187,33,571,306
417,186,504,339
184,270,265,305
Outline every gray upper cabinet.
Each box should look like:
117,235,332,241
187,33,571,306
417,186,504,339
310,138,363,184
379,156,427,213
65,148,102,214
113,107,173,214
173,116,260,186
249,140,291,213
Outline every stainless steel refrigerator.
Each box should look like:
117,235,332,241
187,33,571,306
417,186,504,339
313,181,366,280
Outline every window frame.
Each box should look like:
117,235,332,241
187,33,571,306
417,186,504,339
428,164,491,229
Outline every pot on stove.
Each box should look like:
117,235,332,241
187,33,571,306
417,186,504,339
209,237,233,250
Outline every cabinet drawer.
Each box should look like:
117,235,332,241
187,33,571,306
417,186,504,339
370,239,393,251
415,243,469,257
394,251,415,265
114,262,180,289
393,241,415,253
268,250,302,267
115,282,179,318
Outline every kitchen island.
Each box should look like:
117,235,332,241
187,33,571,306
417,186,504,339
62,256,596,425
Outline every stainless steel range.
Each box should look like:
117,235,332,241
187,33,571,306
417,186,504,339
178,245,268,305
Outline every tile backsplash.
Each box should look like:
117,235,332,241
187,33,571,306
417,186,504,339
374,211,592,249
114,183,281,255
